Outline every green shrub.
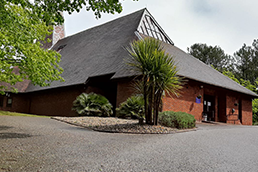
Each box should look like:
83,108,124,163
159,111,196,129
252,98,258,125
116,95,144,119
72,93,113,117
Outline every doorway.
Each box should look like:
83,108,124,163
218,95,227,122
203,95,215,121
238,99,242,123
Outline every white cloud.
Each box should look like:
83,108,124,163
64,0,258,55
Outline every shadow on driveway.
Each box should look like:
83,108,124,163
0,126,13,131
0,132,32,139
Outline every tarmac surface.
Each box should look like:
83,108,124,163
1,115,258,172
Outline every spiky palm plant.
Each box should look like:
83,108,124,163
72,93,113,117
127,38,183,125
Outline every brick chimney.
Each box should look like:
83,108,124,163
42,13,65,49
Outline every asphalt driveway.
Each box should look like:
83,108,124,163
1,115,258,172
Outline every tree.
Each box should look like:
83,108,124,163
0,2,63,93
0,0,137,93
222,70,258,92
187,43,233,72
2,0,129,24
234,39,258,84
127,38,182,125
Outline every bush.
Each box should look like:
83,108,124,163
72,93,113,117
252,99,258,125
116,95,144,119
159,111,196,129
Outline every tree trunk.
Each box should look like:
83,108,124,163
154,90,162,125
147,85,154,124
143,77,149,124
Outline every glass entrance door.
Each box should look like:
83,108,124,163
203,95,215,121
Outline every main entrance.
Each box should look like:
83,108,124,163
203,95,215,121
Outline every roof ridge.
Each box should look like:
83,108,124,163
58,8,146,43
171,45,257,97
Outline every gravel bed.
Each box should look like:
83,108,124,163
51,116,190,134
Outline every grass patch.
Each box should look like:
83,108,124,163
0,110,49,118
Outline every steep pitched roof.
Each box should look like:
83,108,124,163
26,9,146,92
25,8,258,97
0,67,30,92
161,43,258,97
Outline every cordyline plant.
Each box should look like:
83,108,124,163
126,38,183,125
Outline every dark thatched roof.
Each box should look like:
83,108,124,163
25,8,258,97
26,8,144,92
161,43,258,97
0,67,30,92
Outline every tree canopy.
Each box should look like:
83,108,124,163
2,0,128,24
0,0,136,93
188,40,258,86
187,43,233,72
0,2,63,93
234,39,258,84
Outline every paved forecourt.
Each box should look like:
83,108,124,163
0,115,258,171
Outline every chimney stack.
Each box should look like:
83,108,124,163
42,13,65,49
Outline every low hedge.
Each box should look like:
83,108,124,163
159,111,196,129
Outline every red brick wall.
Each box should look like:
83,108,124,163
218,95,227,122
226,94,240,124
225,93,252,125
160,79,253,125
241,97,252,125
163,80,203,122
0,94,30,114
1,78,254,125
28,86,83,116
28,81,117,117
116,80,136,107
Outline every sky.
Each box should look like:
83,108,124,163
63,0,258,56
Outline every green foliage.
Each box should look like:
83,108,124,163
222,70,258,93
0,2,64,93
252,99,258,125
72,93,113,117
0,0,137,93
234,40,258,84
2,0,134,25
159,111,196,129
116,95,144,119
187,43,233,72
127,38,182,125
222,70,240,84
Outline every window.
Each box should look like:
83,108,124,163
0,96,3,107
138,14,174,45
6,97,12,108
56,44,67,53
